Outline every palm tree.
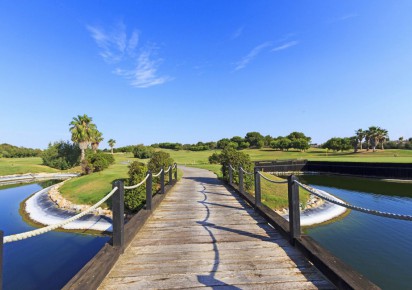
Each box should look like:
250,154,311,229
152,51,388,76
108,139,116,154
355,129,365,150
90,129,104,153
364,129,371,151
378,128,388,150
69,114,96,161
368,126,381,152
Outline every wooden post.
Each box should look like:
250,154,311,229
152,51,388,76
228,165,233,185
168,166,173,184
254,168,261,208
160,167,165,194
174,163,177,181
0,230,3,290
146,171,153,210
238,166,244,193
288,175,301,243
112,180,124,252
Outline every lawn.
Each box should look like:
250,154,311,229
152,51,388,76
0,157,64,175
2,148,412,208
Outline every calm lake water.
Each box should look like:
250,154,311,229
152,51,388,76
0,182,109,290
301,175,412,290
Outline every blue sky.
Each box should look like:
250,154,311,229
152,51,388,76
1,1,412,149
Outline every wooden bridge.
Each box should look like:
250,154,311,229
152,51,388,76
98,167,330,289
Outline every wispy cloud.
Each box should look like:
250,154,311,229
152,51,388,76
231,26,244,40
272,41,299,52
235,42,272,71
87,21,171,88
338,13,358,21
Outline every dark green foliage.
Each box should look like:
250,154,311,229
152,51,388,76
153,142,183,150
208,152,222,164
81,152,115,174
322,137,352,152
271,137,292,151
124,161,147,211
217,138,230,149
245,132,264,148
113,145,135,153
0,143,42,158
133,145,154,159
148,151,174,172
42,141,80,170
216,147,254,190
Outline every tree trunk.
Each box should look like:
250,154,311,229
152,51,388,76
81,149,85,162
359,138,363,150
111,147,114,154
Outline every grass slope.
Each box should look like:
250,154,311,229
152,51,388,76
0,157,63,175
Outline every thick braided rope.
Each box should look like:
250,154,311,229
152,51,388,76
229,164,236,171
4,187,118,244
258,172,288,184
124,174,150,190
295,181,412,221
172,163,177,169
152,168,163,178
164,165,172,173
240,167,254,175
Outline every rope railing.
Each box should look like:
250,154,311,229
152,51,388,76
294,180,412,222
258,171,288,184
152,168,163,178
172,163,177,169
124,174,150,190
229,164,236,172
164,165,172,173
4,187,118,244
240,167,254,175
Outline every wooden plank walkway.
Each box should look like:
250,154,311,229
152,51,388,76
99,167,335,289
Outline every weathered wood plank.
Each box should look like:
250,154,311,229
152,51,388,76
99,167,334,289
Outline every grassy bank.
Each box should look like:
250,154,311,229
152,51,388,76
0,157,64,175
163,148,412,164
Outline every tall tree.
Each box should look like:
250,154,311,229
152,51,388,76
90,129,103,153
355,129,365,150
378,128,388,150
364,129,371,151
69,114,96,161
108,139,116,154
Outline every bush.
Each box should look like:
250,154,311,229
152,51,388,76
148,151,174,173
82,152,115,174
208,152,221,164
124,161,147,211
133,145,154,159
216,147,254,190
0,143,42,158
42,141,80,170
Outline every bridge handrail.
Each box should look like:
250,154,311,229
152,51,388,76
258,171,288,184
240,167,254,175
4,186,118,244
124,174,150,190
294,180,412,221
152,168,163,178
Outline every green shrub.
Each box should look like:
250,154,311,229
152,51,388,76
124,161,147,211
147,151,174,173
82,152,115,174
216,147,254,190
42,141,80,170
0,143,42,158
133,145,154,159
208,152,221,164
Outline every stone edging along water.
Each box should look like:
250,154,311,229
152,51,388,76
0,173,113,232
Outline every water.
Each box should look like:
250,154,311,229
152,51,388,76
0,182,109,290
301,175,412,290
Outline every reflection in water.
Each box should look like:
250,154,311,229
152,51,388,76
304,175,412,289
0,182,109,290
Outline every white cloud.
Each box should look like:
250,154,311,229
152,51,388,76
272,41,299,52
87,21,171,88
114,48,172,88
235,42,272,71
231,26,244,40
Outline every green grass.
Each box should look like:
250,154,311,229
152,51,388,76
260,173,309,210
0,157,65,175
60,153,132,206
162,148,412,164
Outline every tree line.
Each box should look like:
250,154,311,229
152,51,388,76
323,126,389,152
